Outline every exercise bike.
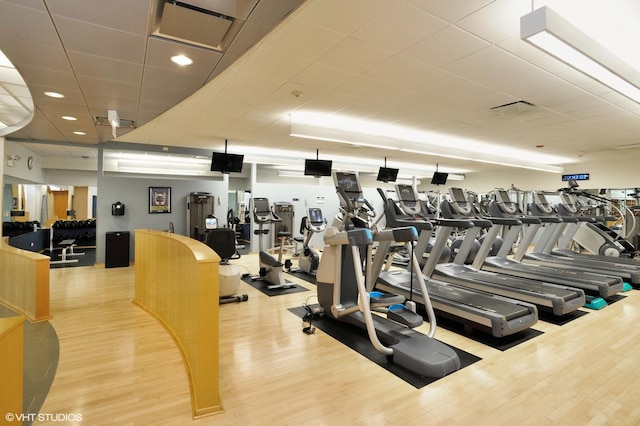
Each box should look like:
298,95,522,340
251,197,295,290
203,216,248,304
290,207,326,276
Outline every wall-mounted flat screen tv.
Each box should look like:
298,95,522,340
431,171,448,185
304,159,332,177
211,152,244,173
376,167,399,183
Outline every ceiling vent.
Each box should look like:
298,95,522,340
490,100,537,115
156,1,234,50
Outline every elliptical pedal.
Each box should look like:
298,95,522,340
387,304,423,328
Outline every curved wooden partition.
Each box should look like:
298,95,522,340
0,316,24,419
134,230,222,418
0,238,50,322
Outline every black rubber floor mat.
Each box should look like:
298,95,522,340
288,306,481,389
242,275,309,296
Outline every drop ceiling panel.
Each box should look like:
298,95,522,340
139,84,193,108
76,75,140,100
217,20,270,63
0,42,70,74
54,16,147,63
316,37,395,75
409,0,493,23
247,0,305,27
291,62,355,91
46,0,153,35
296,0,394,36
403,25,490,67
0,3,60,48
141,66,205,94
363,55,434,86
455,0,529,44
68,52,143,85
16,65,77,91
265,19,343,62
144,36,223,76
84,94,139,116
352,2,448,53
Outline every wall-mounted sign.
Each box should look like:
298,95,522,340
562,173,589,181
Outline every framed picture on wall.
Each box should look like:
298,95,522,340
149,187,171,214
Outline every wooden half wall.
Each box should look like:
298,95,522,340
0,238,50,322
133,229,222,418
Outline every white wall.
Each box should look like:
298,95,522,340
453,158,640,194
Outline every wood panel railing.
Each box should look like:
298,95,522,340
133,229,222,418
0,238,50,322
0,316,24,419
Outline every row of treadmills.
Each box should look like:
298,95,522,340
367,182,637,338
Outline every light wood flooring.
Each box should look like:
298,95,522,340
34,253,640,425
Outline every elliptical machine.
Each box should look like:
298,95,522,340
251,197,295,290
290,207,326,276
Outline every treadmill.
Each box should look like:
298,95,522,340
372,186,538,337
555,192,640,268
521,192,639,288
425,187,585,317
478,189,624,301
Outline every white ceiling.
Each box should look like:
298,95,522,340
2,0,640,177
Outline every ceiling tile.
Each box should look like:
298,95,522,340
46,0,153,35
352,1,448,52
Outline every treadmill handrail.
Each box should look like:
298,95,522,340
486,217,522,226
434,218,476,228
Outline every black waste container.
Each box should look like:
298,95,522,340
105,231,130,268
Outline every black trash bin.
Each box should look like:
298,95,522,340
105,231,130,268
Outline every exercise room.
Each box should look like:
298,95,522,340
1,1,640,424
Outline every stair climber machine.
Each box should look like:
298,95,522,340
316,183,461,378
374,186,538,337
483,189,624,309
251,197,295,290
524,192,637,289
432,187,586,317
561,180,637,258
289,207,326,276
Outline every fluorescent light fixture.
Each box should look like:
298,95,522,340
62,116,77,121
171,54,193,66
521,6,640,104
44,91,64,98
290,112,568,173
73,131,86,135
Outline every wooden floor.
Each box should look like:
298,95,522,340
35,253,640,425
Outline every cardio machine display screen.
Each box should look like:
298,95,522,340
450,187,466,203
335,172,361,196
308,208,323,224
397,184,414,201
497,190,511,204
253,198,270,214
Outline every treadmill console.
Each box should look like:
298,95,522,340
559,193,578,213
448,187,472,215
532,192,554,214
396,184,421,216
496,189,518,215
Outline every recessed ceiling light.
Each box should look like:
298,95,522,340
171,54,193,66
44,91,65,98
62,116,77,121
73,131,86,135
